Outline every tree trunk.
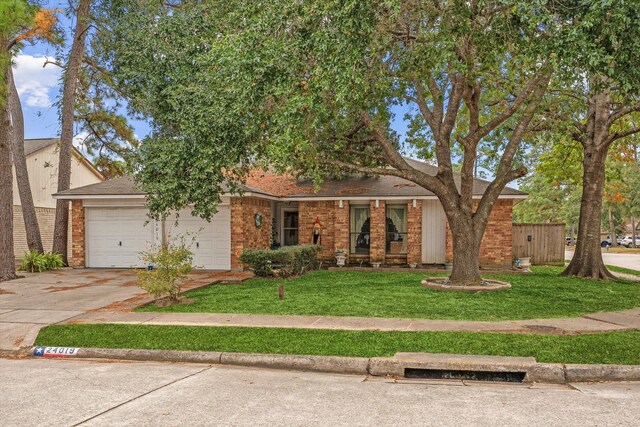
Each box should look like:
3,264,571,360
0,90,17,281
607,207,617,247
633,218,637,249
52,0,91,262
446,211,484,285
562,145,616,279
8,67,43,254
449,227,482,285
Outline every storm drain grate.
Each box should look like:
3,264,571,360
404,368,526,383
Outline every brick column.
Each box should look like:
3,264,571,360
407,200,422,265
369,200,386,263
299,201,336,260
70,200,85,267
230,197,244,270
334,201,349,257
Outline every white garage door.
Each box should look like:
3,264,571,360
85,207,155,268
165,207,231,270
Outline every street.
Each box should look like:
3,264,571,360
2,358,639,426
565,250,640,270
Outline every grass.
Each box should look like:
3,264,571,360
137,266,640,321
607,265,640,277
602,247,640,254
35,324,640,365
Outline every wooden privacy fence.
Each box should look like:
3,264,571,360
512,223,565,265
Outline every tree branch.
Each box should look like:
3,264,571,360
608,101,640,126
609,126,640,143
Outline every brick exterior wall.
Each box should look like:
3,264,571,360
445,199,513,266
230,197,272,270
334,200,349,259
369,200,386,263
70,200,85,267
407,200,422,265
13,205,73,261
298,201,336,259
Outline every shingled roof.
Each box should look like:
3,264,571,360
23,138,58,156
54,176,275,198
55,158,526,199
245,158,526,198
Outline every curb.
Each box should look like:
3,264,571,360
26,347,640,383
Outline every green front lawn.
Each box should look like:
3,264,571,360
607,265,640,277
35,324,640,365
137,267,640,321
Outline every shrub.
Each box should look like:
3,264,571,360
137,240,193,302
239,244,321,277
20,250,64,273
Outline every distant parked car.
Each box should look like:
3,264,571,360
620,236,640,248
601,235,624,247
566,237,576,246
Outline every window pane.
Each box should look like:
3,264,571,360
386,205,407,254
350,205,370,254
284,211,298,228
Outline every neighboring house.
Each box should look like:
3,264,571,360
54,158,526,271
12,138,104,259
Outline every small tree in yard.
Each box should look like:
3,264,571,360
137,240,193,304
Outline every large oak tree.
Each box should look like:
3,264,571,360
536,1,640,279
102,0,561,285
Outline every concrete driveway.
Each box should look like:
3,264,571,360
0,269,235,351
565,250,640,270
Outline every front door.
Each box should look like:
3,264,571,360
282,210,299,246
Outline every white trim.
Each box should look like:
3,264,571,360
53,191,278,201
282,194,528,201
58,192,527,202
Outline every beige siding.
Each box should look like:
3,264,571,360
12,145,103,208
421,200,446,264
12,205,72,260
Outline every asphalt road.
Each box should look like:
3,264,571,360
565,249,640,270
2,358,639,426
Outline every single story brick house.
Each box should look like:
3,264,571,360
54,159,526,270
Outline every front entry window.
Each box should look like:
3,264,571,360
350,205,370,254
386,204,408,254
282,210,299,246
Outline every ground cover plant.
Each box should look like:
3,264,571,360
35,324,640,365
137,267,640,321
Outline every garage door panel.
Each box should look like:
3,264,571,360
165,207,231,270
86,208,155,268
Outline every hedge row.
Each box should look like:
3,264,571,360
239,245,321,277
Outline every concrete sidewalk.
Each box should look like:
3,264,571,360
0,269,251,351
67,307,640,335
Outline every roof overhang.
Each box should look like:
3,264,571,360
53,192,527,202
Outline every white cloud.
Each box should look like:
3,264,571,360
13,54,61,108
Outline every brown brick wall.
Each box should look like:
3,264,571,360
334,201,349,259
230,197,272,270
70,200,85,267
445,199,513,266
407,200,422,265
298,201,336,259
369,200,386,263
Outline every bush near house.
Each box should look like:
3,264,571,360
20,251,64,273
240,244,321,277
137,241,193,302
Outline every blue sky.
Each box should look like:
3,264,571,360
15,1,409,149
15,0,152,144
